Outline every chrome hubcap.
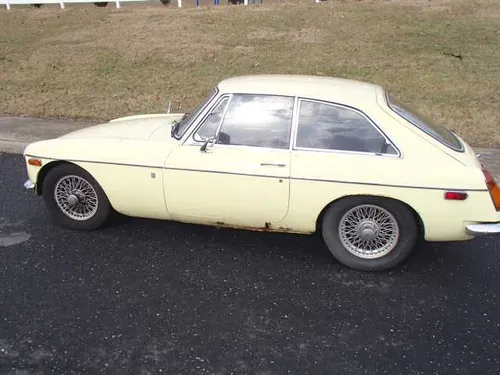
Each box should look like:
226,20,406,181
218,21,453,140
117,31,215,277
359,221,377,240
338,204,399,259
54,175,98,221
67,194,79,207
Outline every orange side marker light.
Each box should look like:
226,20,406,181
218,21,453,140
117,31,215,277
28,158,42,167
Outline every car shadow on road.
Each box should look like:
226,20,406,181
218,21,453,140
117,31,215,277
103,212,469,278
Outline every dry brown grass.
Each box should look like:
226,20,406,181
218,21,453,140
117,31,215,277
1,0,499,146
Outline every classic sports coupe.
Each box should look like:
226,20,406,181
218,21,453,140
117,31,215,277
23,75,500,271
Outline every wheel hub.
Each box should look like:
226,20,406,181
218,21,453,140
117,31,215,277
358,221,378,240
67,190,86,207
67,194,79,207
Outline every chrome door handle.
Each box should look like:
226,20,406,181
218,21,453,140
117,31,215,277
260,163,286,167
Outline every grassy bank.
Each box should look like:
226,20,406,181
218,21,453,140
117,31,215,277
1,0,499,146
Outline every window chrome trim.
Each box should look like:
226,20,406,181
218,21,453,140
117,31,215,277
292,98,402,158
187,93,296,150
182,93,232,146
384,90,464,153
195,143,292,153
191,95,232,143
290,96,300,152
213,94,234,143
292,146,401,158
174,88,219,140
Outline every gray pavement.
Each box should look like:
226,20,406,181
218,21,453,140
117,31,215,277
1,152,500,374
0,116,499,179
0,117,97,154
1,118,499,373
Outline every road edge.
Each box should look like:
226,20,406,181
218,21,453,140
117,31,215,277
0,139,27,155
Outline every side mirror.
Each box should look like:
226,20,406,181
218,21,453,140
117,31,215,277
200,137,216,153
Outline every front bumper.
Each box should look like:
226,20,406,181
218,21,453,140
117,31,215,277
24,179,35,190
465,222,500,236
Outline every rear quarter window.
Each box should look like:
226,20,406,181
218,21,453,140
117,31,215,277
386,93,463,152
296,99,398,155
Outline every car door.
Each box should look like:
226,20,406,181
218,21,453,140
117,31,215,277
163,93,295,229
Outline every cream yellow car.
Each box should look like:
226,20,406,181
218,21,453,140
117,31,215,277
22,75,500,271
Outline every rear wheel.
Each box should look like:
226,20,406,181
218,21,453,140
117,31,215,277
42,164,111,231
321,196,418,271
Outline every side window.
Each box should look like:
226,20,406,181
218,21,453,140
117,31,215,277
296,100,397,155
216,94,294,149
194,97,230,142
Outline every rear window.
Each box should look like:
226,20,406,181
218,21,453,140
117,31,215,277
386,92,463,152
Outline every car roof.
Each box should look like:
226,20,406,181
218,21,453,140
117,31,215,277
217,74,384,104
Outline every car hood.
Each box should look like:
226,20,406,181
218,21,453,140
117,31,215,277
59,113,185,140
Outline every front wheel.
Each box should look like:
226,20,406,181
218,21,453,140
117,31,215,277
321,197,418,271
42,164,111,231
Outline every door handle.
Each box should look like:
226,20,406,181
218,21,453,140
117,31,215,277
260,163,286,167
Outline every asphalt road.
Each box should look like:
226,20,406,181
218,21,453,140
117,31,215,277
1,153,500,375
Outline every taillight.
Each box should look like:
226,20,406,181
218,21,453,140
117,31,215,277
482,167,500,211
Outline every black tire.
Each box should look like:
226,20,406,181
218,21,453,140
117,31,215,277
94,2,108,6
321,196,418,271
42,163,111,231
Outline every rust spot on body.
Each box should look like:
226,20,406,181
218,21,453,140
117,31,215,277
208,221,303,234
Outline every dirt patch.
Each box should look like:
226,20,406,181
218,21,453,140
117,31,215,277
248,27,321,43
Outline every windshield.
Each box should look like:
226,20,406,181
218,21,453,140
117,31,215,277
172,88,218,139
386,92,463,152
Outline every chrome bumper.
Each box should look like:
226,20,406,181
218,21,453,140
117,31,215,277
465,222,500,236
24,179,35,190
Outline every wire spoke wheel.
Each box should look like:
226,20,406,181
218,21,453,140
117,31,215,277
54,175,99,221
338,204,399,259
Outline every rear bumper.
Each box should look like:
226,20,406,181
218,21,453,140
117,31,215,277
465,222,500,236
